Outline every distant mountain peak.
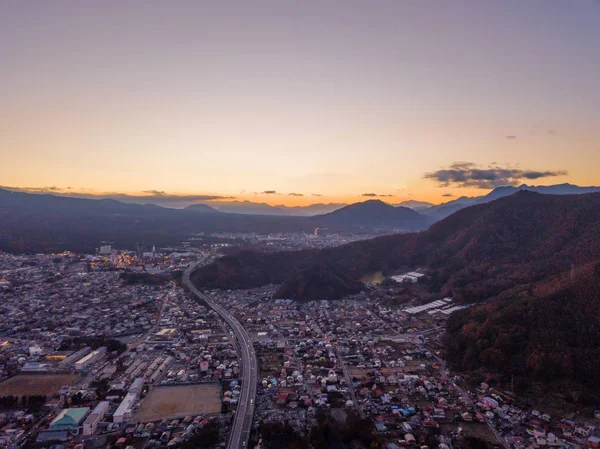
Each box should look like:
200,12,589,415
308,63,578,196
423,183,600,221
312,199,430,230
184,203,220,213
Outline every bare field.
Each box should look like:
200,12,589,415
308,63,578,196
135,384,221,421
0,374,79,397
348,368,369,378
441,422,499,445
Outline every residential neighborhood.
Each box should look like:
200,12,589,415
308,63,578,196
1,250,599,449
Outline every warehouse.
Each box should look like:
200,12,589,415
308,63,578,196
74,347,106,371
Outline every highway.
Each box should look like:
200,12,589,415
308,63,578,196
183,263,258,449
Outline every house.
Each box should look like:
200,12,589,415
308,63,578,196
587,436,600,448
482,397,499,409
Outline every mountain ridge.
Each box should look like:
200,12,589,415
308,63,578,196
310,199,431,230
423,183,600,220
191,191,600,302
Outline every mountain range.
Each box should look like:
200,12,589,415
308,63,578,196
421,183,600,220
184,199,432,231
4,183,598,218
146,183,600,216
192,191,600,302
0,190,430,253
197,200,346,216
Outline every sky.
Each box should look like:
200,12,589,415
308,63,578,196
1,1,599,206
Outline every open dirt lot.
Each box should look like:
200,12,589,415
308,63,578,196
134,384,221,421
441,422,499,445
348,367,369,378
0,374,79,397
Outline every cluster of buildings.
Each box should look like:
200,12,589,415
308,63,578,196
2,249,600,449
204,283,600,449
189,231,382,252
0,252,171,348
0,251,236,449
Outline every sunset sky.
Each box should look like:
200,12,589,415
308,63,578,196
1,1,599,206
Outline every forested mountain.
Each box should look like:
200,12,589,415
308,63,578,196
445,261,600,403
192,191,600,303
273,265,364,301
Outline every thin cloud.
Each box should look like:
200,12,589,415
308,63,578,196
311,193,322,197
2,185,62,194
288,193,304,197
506,135,517,140
104,193,234,202
261,190,277,194
548,130,557,136
424,162,568,189
442,193,455,197
142,190,166,196
362,193,394,198
1,186,235,208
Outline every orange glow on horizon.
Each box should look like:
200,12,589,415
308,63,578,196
1,184,560,208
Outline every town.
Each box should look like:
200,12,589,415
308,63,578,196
1,249,599,449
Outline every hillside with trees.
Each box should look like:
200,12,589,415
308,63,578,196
192,191,600,302
445,261,600,404
273,265,364,301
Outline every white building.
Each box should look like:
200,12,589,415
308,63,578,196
391,271,425,284
82,401,110,435
59,347,92,368
74,347,106,371
21,362,50,372
129,377,144,394
99,245,112,255
28,345,43,357
113,392,137,423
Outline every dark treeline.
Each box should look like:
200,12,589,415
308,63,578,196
59,336,127,355
0,395,47,410
259,412,383,449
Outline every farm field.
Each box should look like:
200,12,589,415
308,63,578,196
134,384,221,421
0,374,79,397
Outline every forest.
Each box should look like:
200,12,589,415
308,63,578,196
444,261,600,403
